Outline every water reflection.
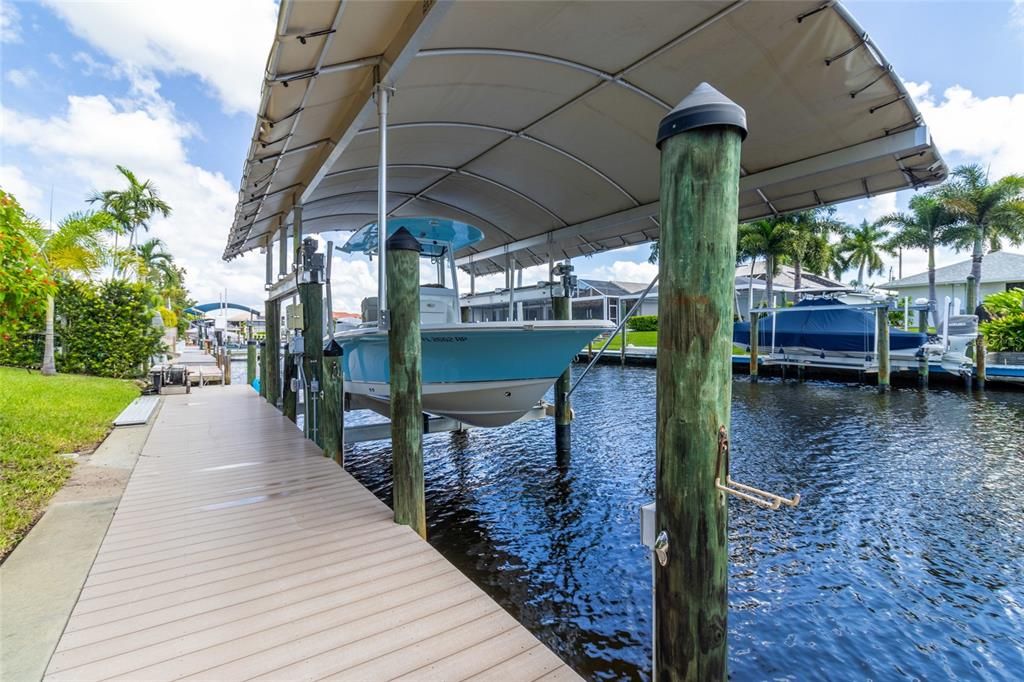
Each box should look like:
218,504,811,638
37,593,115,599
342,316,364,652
344,366,1024,681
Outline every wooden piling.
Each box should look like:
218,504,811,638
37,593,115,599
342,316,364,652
654,82,745,681
749,312,759,383
223,350,232,386
877,306,890,392
917,309,929,388
283,351,297,423
246,340,257,386
321,347,344,466
966,274,976,315
553,295,572,452
297,240,324,445
976,334,986,389
386,228,426,538
264,299,280,406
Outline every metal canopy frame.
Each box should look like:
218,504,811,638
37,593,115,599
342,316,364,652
224,0,947,277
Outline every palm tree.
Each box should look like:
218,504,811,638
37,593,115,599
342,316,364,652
837,220,893,288
786,207,845,291
21,211,114,375
88,165,171,275
938,164,1024,306
876,193,957,322
134,237,174,285
737,217,794,304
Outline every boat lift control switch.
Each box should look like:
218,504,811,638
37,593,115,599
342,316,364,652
299,237,324,284
285,304,304,330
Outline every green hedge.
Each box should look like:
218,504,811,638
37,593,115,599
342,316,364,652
980,289,1024,352
0,279,164,378
627,315,658,332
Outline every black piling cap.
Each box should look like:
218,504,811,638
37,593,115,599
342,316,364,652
323,338,344,357
386,226,422,253
656,82,747,148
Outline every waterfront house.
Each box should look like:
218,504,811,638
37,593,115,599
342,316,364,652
884,251,1024,312
462,264,845,323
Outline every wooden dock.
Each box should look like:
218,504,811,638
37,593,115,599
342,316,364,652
44,386,578,681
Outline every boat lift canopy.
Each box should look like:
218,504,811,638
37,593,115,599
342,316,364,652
223,0,945,276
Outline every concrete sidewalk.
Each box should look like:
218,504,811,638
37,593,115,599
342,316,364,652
1,408,159,681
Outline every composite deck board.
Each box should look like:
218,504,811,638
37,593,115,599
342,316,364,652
45,386,579,681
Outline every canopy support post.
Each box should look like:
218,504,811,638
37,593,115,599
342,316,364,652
654,82,746,681
278,221,287,279
375,82,392,325
264,238,273,289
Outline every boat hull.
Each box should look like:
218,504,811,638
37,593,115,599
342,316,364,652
335,322,611,427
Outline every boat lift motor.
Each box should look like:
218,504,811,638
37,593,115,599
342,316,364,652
552,262,577,298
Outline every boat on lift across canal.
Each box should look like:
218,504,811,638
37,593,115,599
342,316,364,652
334,218,612,427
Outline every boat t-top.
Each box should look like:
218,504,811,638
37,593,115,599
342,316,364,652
333,217,612,427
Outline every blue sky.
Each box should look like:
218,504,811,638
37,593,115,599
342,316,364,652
2,0,1022,309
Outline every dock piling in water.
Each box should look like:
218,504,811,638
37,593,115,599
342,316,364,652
553,294,572,453
321,340,344,466
917,309,929,388
877,305,890,392
654,82,745,681
749,312,759,383
387,227,426,538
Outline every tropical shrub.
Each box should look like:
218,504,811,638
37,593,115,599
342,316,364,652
979,289,1024,352
55,279,165,377
159,306,178,329
0,190,56,352
627,315,658,332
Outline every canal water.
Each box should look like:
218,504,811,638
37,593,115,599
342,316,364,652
341,365,1022,680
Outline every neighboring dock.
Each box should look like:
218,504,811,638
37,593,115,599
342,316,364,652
43,386,578,681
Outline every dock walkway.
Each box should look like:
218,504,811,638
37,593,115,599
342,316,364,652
45,386,578,681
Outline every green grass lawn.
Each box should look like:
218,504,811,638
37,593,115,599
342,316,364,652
596,330,658,350
0,367,138,558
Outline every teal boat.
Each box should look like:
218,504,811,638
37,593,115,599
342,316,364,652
334,218,611,427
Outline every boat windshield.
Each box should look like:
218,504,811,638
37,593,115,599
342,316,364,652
338,217,484,257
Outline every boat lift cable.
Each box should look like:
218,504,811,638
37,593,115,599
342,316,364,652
567,274,659,398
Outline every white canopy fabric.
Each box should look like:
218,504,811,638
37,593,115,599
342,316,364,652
224,0,946,276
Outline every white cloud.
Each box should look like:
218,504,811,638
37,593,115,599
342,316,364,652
578,260,658,284
4,67,36,89
0,164,44,213
908,81,1024,178
48,52,65,69
44,0,277,114
1012,0,1024,30
0,2,20,43
1,93,266,306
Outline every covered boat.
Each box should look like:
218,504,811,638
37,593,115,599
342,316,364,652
733,299,927,353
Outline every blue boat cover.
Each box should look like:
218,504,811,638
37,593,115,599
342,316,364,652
733,299,927,352
339,217,484,257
